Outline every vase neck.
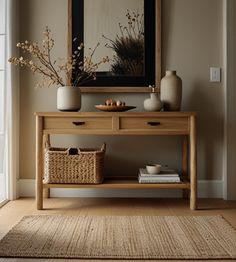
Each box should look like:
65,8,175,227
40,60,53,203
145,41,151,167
166,70,176,76
150,93,159,99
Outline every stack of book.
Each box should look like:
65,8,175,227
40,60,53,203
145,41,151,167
138,168,181,183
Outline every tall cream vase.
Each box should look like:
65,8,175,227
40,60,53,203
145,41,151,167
160,70,182,111
57,86,81,111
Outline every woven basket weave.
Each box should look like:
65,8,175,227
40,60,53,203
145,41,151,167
44,143,106,184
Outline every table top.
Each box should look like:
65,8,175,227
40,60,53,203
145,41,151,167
35,111,197,117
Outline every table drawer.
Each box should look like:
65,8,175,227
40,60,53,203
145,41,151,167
120,117,189,132
44,117,112,130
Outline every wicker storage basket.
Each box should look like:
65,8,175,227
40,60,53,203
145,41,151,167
44,143,106,184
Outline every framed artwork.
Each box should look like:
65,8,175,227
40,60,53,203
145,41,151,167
68,0,161,93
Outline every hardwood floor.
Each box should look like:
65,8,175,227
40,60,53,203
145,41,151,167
0,197,236,262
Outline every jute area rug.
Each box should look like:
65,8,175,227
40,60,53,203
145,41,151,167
0,215,236,259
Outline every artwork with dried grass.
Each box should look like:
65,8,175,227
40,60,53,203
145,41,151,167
103,10,144,76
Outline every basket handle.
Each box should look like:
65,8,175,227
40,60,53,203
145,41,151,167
101,143,106,152
67,148,79,155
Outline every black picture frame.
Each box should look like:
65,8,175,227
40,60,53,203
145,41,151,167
68,0,161,93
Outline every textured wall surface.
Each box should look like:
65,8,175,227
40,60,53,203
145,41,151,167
19,0,223,181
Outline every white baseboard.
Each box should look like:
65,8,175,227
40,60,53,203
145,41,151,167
19,179,223,198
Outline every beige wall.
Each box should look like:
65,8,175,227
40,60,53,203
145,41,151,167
19,0,223,181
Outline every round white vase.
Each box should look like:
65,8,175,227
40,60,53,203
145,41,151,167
57,86,81,111
144,92,162,111
160,70,182,111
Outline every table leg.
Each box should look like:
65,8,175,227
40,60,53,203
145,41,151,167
182,135,189,199
190,115,197,210
43,188,50,198
43,134,50,199
36,116,43,210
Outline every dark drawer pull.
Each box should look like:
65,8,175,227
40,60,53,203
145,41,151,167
72,121,85,126
147,121,161,126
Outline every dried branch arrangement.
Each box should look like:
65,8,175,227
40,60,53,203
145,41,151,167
9,27,109,88
103,10,144,76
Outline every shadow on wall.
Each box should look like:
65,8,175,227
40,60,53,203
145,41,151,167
184,81,224,180
103,136,181,177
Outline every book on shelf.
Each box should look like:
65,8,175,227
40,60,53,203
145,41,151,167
139,168,179,177
138,168,181,183
138,176,181,183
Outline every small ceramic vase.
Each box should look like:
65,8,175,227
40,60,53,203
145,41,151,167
144,90,162,112
160,70,182,111
57,86,81,111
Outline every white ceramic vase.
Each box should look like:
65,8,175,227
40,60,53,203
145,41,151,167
160,70,182,111
144,92,162,111
57,86,81,111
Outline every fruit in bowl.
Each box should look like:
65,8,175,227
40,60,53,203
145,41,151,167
95,99,136,112
105,99,126,106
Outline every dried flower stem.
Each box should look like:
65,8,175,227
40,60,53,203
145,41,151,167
9,27,109,88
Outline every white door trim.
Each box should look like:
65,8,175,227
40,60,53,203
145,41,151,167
222,0,236,200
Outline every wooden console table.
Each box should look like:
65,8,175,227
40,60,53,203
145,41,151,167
35,112,197,210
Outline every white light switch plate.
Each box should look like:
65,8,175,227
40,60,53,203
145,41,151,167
210,67,221,82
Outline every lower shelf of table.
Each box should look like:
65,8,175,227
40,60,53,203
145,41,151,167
43,177,190,189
